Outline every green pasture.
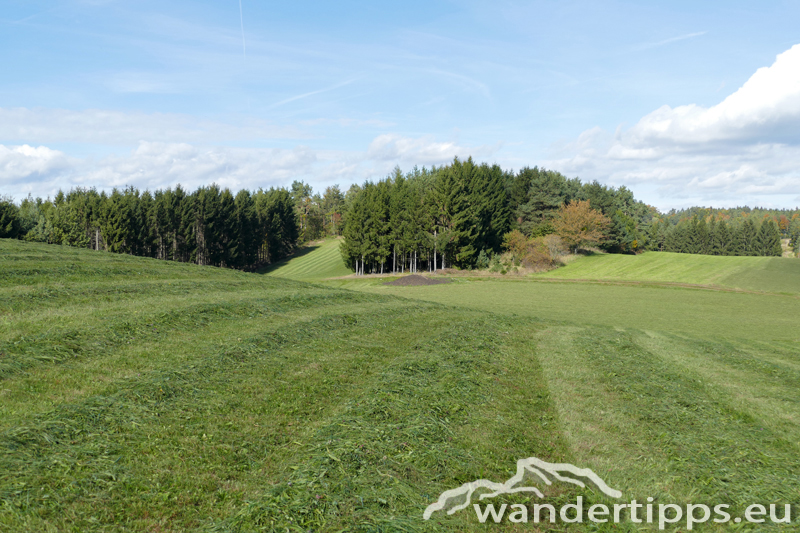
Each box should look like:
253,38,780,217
261,237,351,281
535,251,800,294
332,276,800,341
2,239,800,531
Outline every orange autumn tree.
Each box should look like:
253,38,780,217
553,200,610,253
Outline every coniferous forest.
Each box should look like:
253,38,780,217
1,156,798,272
0,185,300,269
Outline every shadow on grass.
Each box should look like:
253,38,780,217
257,244,322,275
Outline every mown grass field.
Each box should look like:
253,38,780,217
260,238,351,281
3,238,800,531
333,276,800,341
533,251,800,294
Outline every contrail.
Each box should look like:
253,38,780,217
238,0,246,58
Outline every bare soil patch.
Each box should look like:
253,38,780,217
383,274,452,286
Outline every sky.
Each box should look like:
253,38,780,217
1,0,799,211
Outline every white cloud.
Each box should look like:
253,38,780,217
367,134,499,166
548,44,800,209
0,145,71,182
0,135,499,200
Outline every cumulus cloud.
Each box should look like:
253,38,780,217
0,145,72,183
78,142,319,192
549,44,800,208
367,134,499,166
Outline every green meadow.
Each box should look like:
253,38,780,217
260,238,352,281
533,251,800,295
3,238,800,531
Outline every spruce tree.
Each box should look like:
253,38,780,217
0,197,21,239
712,220,732,255
707,219,718,255
734,219,758,256
756,220,782,256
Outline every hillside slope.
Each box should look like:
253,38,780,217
262,237,351,281
535,251,800,294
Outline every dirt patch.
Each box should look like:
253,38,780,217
384,274,452,286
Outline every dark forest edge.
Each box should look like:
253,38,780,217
1,157,799,272
340,158,799,275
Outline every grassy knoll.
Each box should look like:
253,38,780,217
535,251,800,294
3,239,800,531
262,237,351,281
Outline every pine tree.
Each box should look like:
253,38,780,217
0,197,21,238
756,220,782,256
790,218,800,255
734,219,758,256
711,219,730,255
233,189,257,269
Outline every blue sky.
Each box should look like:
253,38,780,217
2,0,799,209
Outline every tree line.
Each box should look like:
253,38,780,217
3,157,798,271
0,185,300,269
339,158,658,274
646,215,787,257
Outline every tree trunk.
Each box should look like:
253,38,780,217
433,230,437,272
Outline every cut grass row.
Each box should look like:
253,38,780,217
1,240,573,531
261,238,351,281
3,239,800,531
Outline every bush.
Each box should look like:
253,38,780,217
521,237,554,269
500,230,563,271
502,230,528,263
489,255,502,273
542,234,566,260
475,249,491,269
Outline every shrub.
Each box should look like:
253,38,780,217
542,234,567,260
475,249,491,269
502,230,528,263
502,230,561,271
521,237,554,269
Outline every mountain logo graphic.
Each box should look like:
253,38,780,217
423,457,622,520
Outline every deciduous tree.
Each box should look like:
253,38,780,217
552,200,610,253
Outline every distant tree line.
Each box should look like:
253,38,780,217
0,185,301,269
339,158,658,274
658,206,799,235
646,215,787,257
3,159,798,270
